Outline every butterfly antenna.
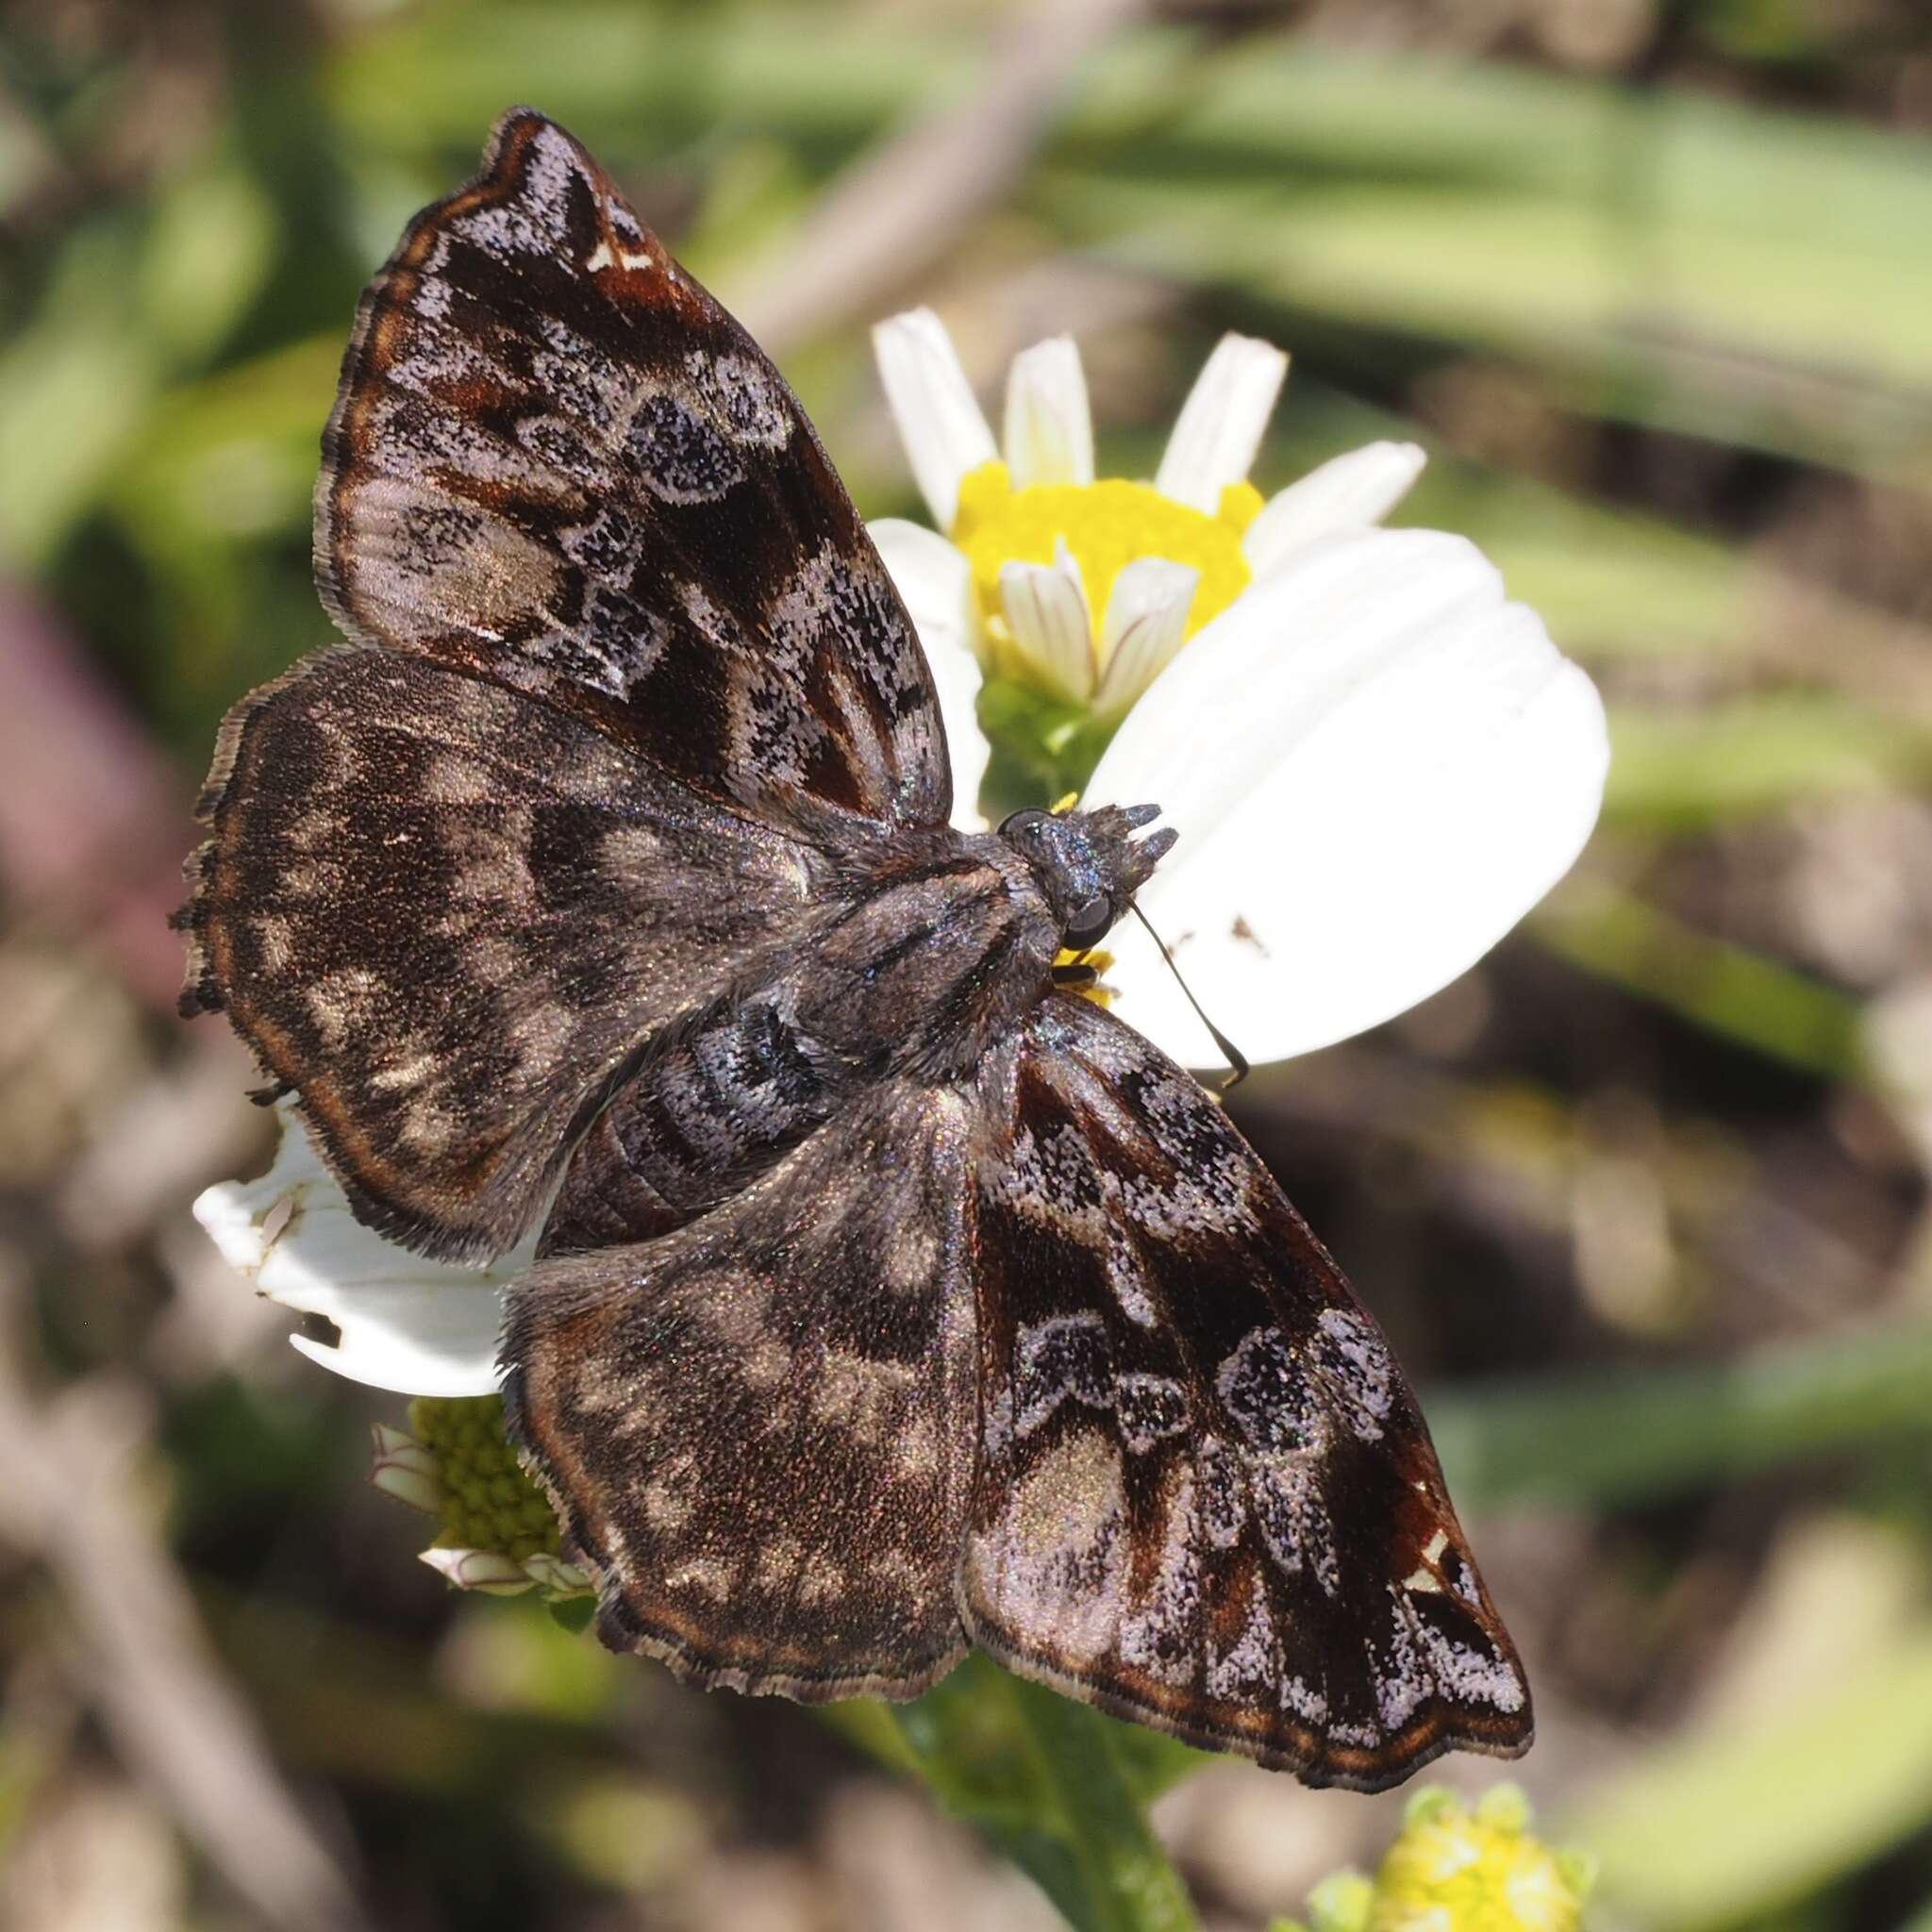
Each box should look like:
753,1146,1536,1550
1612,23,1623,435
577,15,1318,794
1128,902,1249,1091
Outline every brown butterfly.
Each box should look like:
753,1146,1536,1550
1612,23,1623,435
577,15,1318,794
177,108,1531,1790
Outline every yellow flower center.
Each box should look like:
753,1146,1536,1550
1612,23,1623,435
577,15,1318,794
952,460,1262,678
408,1395,561,1563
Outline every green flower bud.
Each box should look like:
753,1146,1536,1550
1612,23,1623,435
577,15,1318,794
369,1395,592,1604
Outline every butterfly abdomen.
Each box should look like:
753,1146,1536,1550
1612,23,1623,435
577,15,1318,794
541,986,850,1256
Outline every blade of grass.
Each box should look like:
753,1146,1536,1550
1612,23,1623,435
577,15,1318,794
1431,1319,1932,1513
1602,695,1932,829
326,7,1932,482
1568,1623,1932,1929
1531,886,1866,1083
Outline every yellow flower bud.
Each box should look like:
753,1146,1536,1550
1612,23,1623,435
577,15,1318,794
1367,1786,1592,1932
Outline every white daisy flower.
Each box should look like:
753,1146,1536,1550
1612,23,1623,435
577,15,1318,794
869,308,1608,1074
194,317,1606,1400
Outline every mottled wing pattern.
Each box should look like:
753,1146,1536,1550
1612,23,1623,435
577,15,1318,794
186,107,1524,1787
961,995,1531,1790
501,1080,977,1697
318,108,949,829
178,647,823,1259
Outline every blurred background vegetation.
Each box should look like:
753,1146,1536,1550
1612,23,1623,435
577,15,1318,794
3,0,1932,1926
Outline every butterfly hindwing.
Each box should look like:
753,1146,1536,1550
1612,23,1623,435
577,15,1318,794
178,646,825,1259
959,995,1532,1790
501,1078,978,1697
318,108,950,830
503,980,1530,1786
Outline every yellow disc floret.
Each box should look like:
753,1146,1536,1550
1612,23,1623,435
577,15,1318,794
1367,1788,1593,1932
952,460,1261,678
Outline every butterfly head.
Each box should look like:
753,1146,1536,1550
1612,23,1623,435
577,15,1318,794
997,803,1176,953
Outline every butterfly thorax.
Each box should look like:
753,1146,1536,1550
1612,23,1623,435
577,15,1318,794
540,820,1097,1257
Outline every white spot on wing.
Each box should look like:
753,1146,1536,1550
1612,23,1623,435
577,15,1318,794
585,239,656,274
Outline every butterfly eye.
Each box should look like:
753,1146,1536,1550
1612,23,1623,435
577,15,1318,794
1063,894,1113,952
998,808,1049,840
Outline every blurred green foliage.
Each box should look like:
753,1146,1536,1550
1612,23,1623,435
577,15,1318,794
5,1,1932,1928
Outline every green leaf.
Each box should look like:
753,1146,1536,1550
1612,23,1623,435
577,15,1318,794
0,224,158,567
1530,886,1865,1083
1045,42,1932,482
140,156,277,364
1603,695,1932,828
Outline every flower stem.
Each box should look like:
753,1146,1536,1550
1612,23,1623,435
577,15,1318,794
1001,1673,1200,1932
854,1657,1201,1932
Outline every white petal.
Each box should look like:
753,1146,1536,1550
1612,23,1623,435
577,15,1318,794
870,517,991,828
1242,441,1427,578
286,1290,507,1398
998,540,1095,703
523,1553,592,1597
872,308,997,532
1088,528,1607,1068
420,1547,534,1596
1003,335,1093,490
195,1104,515,1396
1092,557,1198,720
1154,333,1289,515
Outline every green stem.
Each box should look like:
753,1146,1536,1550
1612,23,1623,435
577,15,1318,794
1002,1673,1201,1932
858,1657,1200,1932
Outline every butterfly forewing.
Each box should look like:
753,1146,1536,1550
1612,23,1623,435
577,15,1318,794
179,647,827,1258
183,107,956,1256
318,108,950,830
960,996,1531,1789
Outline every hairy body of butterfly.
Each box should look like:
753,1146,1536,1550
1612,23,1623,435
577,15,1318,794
177,108,1533,1790
537,805,1170,1256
